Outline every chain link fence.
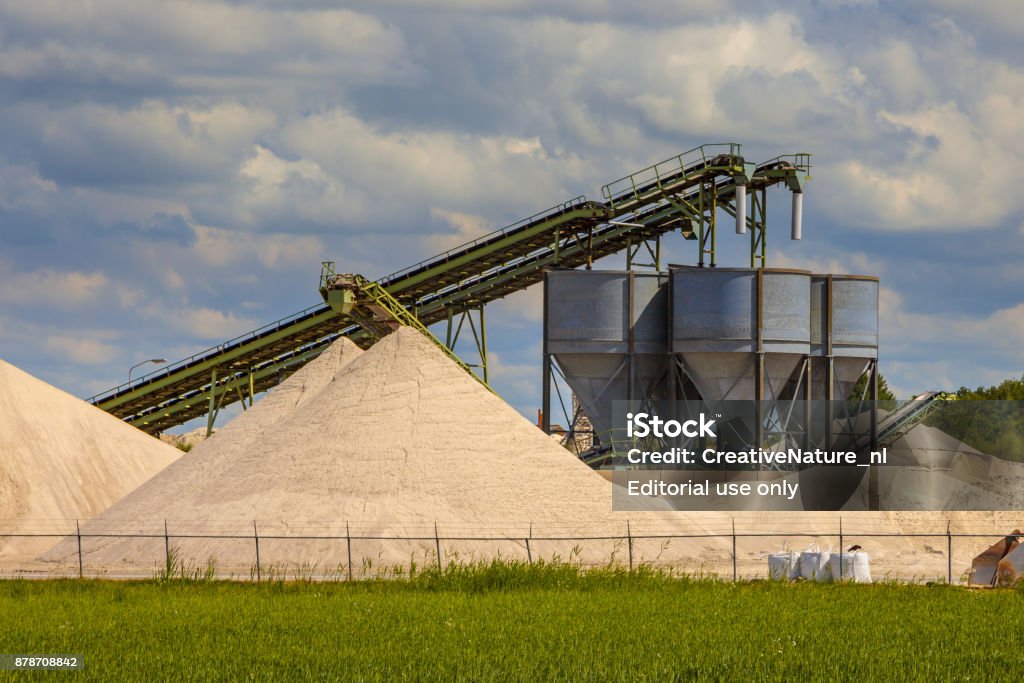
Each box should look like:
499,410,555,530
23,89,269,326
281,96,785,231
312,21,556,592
1,516,1021,583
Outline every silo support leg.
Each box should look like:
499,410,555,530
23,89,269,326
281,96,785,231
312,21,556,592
206,369,218,437
542,355,552,434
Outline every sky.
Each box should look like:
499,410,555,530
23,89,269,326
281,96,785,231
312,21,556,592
0,0,1022,430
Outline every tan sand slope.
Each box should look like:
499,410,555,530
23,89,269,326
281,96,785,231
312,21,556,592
0,359,182,563
46,329,693,574
35,332,1024,580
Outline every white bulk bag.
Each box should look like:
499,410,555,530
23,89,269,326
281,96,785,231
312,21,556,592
800,547,832,582
829,551,872,583
768,551,800,581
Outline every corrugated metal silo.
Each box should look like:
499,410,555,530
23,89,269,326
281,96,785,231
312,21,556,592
543,270,669,442
809,274,879,400
671,266,811,402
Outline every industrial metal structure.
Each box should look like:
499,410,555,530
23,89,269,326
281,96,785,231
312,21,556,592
542,265,884,458
89,144,811,434
544,269,669,441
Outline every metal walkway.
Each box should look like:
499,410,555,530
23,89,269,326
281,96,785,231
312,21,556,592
89,144,810,433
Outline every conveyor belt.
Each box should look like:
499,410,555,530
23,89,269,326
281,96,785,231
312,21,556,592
89,145,810,433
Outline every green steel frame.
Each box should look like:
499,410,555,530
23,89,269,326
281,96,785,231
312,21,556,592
89,145,811,434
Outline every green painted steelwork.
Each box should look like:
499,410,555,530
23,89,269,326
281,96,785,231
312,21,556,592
91,146,811,434
318,264,491,391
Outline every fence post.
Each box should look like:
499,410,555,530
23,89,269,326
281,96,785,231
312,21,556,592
731,519,737,582
627,520,633,572
163,520,170,571
75,520,83,579
253,520,261,581
346,522,353,582
947,521,953,585
838,517,844,581
434,522,442,571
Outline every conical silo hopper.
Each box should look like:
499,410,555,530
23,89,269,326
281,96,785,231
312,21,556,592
809,274,879,400
544,270,669,442
671,267,811,403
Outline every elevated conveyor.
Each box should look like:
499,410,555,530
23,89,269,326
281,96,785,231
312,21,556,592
875,391,952,447
89,144,810,433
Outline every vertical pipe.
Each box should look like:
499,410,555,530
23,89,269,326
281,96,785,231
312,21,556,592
791,192,803,240
735,184,747,234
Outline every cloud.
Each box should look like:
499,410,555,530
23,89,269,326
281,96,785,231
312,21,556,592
108,212,197,246
268,109,588,227
0,1,414,97
425,207,493,252
192,224,324,269
0,1,1022,420
0,264,109,307
880,288,1024,393
833,98,1024,230
5,101,277,188
45,335,119,364
154,306,257,341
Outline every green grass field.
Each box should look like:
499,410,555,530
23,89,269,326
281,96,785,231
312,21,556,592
1,563,1021,680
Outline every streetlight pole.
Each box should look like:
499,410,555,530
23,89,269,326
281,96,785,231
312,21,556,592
128,358,167,384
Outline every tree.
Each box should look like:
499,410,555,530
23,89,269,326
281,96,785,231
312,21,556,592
846,370,895,402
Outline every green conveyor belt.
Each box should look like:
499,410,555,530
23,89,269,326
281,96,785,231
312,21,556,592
89,145,810,433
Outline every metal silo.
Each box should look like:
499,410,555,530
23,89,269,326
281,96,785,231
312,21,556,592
671,266,811,403
542,270,669,445
809,274,879,400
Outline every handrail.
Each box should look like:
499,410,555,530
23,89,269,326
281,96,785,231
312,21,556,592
377,195,590,285
600,143,741,206
87,302,332,401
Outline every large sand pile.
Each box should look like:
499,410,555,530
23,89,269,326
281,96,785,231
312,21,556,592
0,359,182,566
46,330,694,576
33,333,1024,581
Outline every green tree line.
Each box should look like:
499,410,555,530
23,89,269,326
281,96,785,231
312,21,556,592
925,375,1024,461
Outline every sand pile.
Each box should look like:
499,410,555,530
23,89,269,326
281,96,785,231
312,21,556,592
0,359,182,566
46,329,695,576
34,332,1024,580
869,422,1024,511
